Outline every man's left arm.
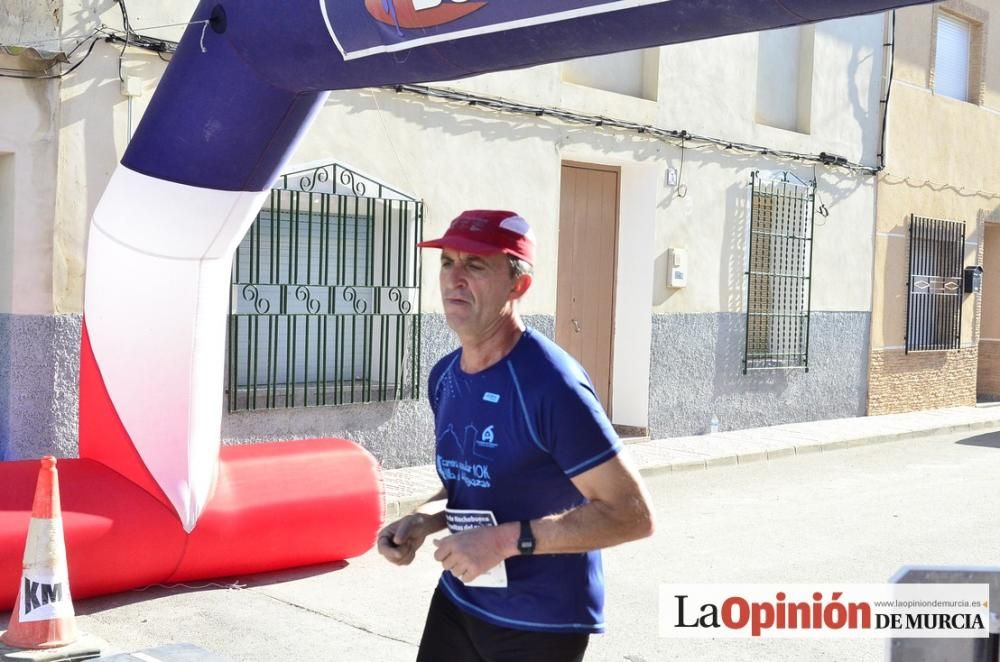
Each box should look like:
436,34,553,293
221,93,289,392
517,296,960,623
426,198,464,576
528,451,655,553
432,452,654,581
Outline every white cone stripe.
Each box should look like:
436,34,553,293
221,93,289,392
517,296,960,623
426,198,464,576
85,165,268,531
23,518,68,570
17,519,74,624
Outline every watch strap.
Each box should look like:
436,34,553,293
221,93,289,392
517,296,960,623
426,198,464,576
517,519,535,556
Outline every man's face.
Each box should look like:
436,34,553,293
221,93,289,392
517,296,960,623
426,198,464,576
439,248,524,337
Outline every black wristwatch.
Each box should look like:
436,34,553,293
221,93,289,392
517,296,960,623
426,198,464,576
517,519,535,556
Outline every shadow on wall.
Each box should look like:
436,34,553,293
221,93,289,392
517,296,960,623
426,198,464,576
846,40,879,166
326,87,665,171
979,205,1000,226
714,178,790,399
57,3,172,303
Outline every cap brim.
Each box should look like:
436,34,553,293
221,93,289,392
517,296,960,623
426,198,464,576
416,236,510,257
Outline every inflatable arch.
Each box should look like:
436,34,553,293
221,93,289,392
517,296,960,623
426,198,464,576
1,0,932,607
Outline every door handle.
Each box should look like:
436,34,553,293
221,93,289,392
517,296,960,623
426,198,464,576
572,319,581,333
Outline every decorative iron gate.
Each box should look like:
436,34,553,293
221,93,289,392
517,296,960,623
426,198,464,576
905,216,965,353
743,171,816,373
227,162,423,411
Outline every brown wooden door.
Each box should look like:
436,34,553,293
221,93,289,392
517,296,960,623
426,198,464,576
556,162,620,414
978,223,1000,401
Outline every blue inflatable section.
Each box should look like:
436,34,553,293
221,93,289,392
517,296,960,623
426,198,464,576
123,0,934,191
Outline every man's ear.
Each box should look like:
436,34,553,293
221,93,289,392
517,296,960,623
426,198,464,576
510,273,532,301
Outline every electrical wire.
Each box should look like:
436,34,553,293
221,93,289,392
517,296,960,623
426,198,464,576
6,31,102,48
676,137,688,198
389,83,880,176
877,10,896,168
0,34,101,79
0,0,191,81
368,88,419,197
117,0,130,81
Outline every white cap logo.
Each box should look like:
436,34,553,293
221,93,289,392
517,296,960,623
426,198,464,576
499,215,535,243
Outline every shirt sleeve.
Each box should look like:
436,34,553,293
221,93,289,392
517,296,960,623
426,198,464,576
427,363,443,418
537,371,622,478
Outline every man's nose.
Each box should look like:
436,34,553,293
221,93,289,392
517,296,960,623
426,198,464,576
442,266,467,287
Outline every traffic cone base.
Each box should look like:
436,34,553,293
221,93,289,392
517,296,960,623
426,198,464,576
1,457,79,650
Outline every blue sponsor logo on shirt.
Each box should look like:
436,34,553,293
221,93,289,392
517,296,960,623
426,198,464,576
483,392,501,403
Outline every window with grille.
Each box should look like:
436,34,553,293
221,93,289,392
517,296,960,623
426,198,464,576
905,216,965,353
743,171,816,373
227,162,423,411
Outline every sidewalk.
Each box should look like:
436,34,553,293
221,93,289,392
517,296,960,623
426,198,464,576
381,404,1000,518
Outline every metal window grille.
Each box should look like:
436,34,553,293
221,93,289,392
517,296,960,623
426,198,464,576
227,162,423,411
743,171,816,373
905,215,964,353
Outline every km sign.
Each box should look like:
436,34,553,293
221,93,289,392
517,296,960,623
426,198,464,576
18,574,73,623
23,578,65,615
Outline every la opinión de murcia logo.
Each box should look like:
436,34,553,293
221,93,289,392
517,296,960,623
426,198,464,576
659,584,991,639
365,0,486,29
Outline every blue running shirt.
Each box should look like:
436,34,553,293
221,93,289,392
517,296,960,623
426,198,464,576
429,328,622,634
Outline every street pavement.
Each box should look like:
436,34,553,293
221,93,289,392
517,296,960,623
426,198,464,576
3,408,1000,661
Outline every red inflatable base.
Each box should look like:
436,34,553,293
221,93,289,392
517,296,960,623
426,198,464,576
0,438,383,610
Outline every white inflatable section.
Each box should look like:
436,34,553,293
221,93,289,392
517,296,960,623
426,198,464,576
85,166,270,532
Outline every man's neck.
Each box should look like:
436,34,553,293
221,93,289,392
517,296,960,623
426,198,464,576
458,315,526,374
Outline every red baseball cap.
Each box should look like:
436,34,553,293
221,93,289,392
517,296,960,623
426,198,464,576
417,210,535,265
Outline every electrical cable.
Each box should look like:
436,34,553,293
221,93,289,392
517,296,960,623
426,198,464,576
390,83,880,176
0,34,100,79
676,137,688,198
368,87,419,197
877,10,896,168
0,0,188,81
117,0,130,81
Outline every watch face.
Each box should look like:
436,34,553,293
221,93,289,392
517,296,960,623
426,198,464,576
518,520,535,554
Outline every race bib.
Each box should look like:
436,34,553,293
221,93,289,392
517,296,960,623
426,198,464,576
445,508,508,588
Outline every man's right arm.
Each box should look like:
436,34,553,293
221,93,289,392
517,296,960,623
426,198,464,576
377,487,448,566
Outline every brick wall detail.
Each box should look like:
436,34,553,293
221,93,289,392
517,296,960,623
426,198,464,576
868,348,978,415
977,340,1000,399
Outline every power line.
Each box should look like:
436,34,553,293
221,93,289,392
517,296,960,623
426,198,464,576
0,35,101,80
0,0,193,81
388,83,880,176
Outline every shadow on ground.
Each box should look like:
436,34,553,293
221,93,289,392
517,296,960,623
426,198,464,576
0,560,350,625
956,431,1000,449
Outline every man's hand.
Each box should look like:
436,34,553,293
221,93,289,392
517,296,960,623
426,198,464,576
432,523,517,583
378,513,434,566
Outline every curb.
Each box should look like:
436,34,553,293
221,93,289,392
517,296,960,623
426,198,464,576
383,415,1000,519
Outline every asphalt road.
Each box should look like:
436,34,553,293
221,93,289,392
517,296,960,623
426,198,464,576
4,428,999,661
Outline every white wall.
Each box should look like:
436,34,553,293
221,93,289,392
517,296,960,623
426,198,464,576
0,154,13,313
613,164,656,428
756,25,815,133
1,0,60,45
0,78,60,315
562,48,659,101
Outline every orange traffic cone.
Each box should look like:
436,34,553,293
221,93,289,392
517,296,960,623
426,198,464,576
1,456,79,649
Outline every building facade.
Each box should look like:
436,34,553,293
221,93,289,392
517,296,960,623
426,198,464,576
868,0,999,414
3,0,899,468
